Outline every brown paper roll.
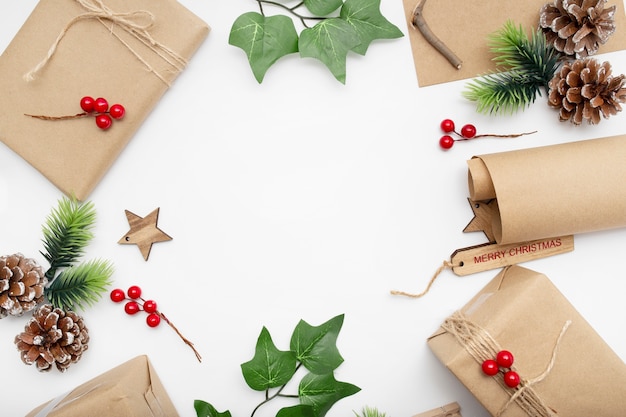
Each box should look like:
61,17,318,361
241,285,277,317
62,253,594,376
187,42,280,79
467,135,626,244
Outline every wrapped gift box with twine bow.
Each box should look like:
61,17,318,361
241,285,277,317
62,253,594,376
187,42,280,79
428,265,626,417
0,0,209,200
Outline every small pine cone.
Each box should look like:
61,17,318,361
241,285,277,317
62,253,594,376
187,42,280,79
539,0,616,58
548,58,626,124
15,304,89,372
0,253,47,318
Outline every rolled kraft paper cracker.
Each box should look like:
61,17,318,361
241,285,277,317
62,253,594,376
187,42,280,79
467,135,626,244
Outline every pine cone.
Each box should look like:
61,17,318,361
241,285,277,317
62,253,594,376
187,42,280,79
15,304,89,372
539,0,616,58
0,253,47,318
548,58,626,124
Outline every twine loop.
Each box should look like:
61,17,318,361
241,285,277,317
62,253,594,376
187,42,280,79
441,312,571,417
24,0,187,85
390,259,459,298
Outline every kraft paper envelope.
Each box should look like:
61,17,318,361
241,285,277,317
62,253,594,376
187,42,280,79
401,0,626,86
428,265,626,417
0,0,209,200
466,134,626,244
26,355,179,416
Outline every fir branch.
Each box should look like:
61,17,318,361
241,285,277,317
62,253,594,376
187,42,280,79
45,259,114,311
463,71,542,114
40,196,96,280
354,406,387,417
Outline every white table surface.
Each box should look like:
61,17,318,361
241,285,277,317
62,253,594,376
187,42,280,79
1,1,625,416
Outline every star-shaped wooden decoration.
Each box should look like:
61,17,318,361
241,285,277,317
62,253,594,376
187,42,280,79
462,198,497,243
118,208,172,261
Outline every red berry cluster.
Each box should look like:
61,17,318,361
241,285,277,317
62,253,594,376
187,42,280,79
80,96,125,130
439,119,537,150
110,285,161,327
110,285,202,362
481,350,521,388
439,119,477,149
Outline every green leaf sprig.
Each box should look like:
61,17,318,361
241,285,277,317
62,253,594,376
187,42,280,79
229,0,403,83
463,20,561,114
195,314,360,417
41,196,113,311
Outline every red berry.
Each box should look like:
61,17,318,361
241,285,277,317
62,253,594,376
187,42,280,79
110,288,126,303
496,350,514,368
439,135,455,149
93,97,109,113
80,96,95,113
143,300,158,314
124,301,141,315
481,359,499,376
109,104,125,120
461,124,477,139
146,313,161,327
440,119,455,133
503,370,520,388
127,285,142,299
95,114,112,130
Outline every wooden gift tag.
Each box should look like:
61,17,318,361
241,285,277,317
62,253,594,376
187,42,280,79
412,402,462,417
450,236,574,276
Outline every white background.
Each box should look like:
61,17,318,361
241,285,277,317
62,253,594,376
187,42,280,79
1,1,625,416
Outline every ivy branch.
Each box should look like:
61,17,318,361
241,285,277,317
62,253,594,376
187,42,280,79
194,314,360,417
463,20,561,114
41,196,113,311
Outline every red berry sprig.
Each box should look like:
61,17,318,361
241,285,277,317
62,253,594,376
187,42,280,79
439,119,536,150
110,286,201,362
25,96,125,130
481,349,520,388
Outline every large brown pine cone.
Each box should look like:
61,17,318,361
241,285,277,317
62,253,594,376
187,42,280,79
539,0,616,58
15,304,89,372
548,58,626,124
0,253,47,318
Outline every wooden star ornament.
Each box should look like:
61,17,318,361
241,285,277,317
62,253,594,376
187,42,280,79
463,198,497,243
118,208,172,260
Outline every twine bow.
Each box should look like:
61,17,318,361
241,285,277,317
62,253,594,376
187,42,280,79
24,0,187,85
441,312,571,417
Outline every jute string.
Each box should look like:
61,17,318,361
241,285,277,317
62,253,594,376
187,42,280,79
441,312,572,417
390,259,459,298
23,0,187,85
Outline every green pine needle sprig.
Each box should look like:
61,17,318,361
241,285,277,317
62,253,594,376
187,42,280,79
354,407,387,417
464,20,561,114
45,259,114,311
41,196,96,280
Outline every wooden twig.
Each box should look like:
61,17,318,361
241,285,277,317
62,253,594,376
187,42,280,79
411,0,462,69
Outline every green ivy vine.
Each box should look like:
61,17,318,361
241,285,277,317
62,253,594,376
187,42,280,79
194,314,360,417
229,0,403,83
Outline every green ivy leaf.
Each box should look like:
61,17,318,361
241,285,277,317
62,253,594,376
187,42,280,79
290,314,344,374
241,327,297,390
277,404,317,417
194,400,232,417
229,12,299,83
299,19,361,83
299,372,361,417
340,0,404,55
304,0,343,16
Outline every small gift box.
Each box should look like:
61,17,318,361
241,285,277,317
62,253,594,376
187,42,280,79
427,265,626,417
0,0,209,200
25,355,179,416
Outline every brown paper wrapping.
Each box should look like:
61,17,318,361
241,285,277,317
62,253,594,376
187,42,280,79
26,355,179,417
427,265,626,417
467,135,626,244
0,0,209,200
401,0,626,86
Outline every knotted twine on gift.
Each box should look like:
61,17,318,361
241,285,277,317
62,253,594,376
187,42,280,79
441,312,571,417
23,0,187,85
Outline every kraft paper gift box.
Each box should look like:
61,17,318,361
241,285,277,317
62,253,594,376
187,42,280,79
0,0,209,200
427,265,626,417
26,355,179,417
